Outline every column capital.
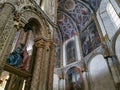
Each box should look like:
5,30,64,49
34,38,45,48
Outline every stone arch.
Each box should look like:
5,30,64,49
87,53,103,67
18,7,54,90
88,54,116,90
20,7,50,38
97,0,120,39
111,28,120,63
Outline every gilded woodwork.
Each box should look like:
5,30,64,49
4,64,31,78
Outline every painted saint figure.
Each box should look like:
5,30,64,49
7,44,24,67
19,47,30,71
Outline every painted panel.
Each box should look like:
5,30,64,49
58,0,92,31
81,21,101,56
66,41,76,64
57,13,77,41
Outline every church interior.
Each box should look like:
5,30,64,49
0,0,120,90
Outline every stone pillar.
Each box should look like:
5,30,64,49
0,0,17,34
47,42,55,90
30,38,45,90
38,41,51,90
0,16,17,75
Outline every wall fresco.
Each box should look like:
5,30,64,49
57,13,77,41
66,41,76,64
81,21,101,56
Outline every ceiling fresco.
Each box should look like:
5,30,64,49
57,12,77,41
58,0,92,31
58,0,101,12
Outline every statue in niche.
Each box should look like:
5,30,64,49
7,43,24,67
7,43,30,71
19,46,30,71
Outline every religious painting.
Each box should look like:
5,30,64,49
57,12,77,41
66,41,76,64
58,0,92,31
81,21,101,56
66,67,82,90
55,46,61,68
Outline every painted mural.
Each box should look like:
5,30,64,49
57,13,77,41
66,67,82,90
66,41,76,64
58,0,92,31
59,0,101,12
81,21,101,56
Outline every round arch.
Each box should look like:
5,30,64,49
19,6,49,38
111,28,120,63
88,54,116,90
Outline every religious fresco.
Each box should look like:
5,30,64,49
57,13,77,41
81,21,101,56
58,0,92,31
66,41,76,64
59,0,101,12
66,67,82,90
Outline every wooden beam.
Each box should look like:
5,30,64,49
4,64,31,78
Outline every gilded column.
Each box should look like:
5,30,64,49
38,41,50,90
0,0,17,34
30,38,45,90
47,42,55,90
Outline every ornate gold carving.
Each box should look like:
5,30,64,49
34,38,45,48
